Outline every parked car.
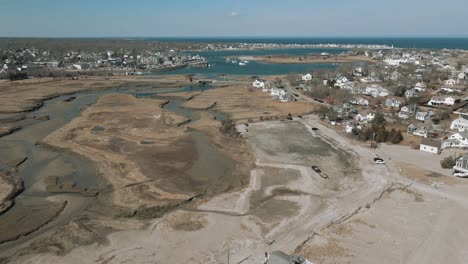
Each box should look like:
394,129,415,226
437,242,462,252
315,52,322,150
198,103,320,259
311,127,319,131
374,157,385,164
311,166,321,173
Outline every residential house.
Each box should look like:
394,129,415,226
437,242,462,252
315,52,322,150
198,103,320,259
334,76,350,88
451,113,468,132
385,96,403,109
398,106,413,119
252,80,265,89
390,70,401,80
442,138,462,149
355,113,374,123
405,89,419,99
441,87,456,93
408,124,430,137
420,138,442,154
447,131,468,148
445,79,457,86
363,85,389,98
407,124,417,134
458,72,466,82
414,82,427,92
428,96,460,106
428,96,445,106
350,97,369,106
416,111,435,123
444,96,461,106
301,73,312,81
353,67,364,77
453,155,468,175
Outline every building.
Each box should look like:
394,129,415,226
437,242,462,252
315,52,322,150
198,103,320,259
427,96,460,107
363,85,389,98
350,97,369,106
398,106,413,119
301,73,312,81
445,79,457,86
420,138,442,154
447,131,468,147
405,89,419,98
416,111,435,123
451,112,468,131
335,76,350,88
414,82,427,92
385,96,403,109
453,154,468,176
253,80,265,89
408,124,429,137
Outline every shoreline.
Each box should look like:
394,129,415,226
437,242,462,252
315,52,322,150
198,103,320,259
228,54,376,64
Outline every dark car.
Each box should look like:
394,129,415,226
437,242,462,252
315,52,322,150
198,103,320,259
311,127,319,131
311,166,321,173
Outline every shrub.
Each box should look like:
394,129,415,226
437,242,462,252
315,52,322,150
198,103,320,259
441,156,457,169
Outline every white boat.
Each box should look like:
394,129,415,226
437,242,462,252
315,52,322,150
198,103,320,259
239,62,246,66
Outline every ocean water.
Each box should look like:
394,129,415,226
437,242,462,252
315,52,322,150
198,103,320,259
159,47,341,76
147,37,468,76
148,37,468,50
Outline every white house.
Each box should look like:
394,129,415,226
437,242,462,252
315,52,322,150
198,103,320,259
445,79,457,86
252,80,265,89
441,87,456,93
366,113,375,122
447,131,468,147
428,96,445,106
420,138,442,154
458,72,466,81
428,96,460,106
451,112,468,131
364,85,389,98
334,76,350,88
350,97,369,106
353,67,364,77
302,73,312,81
444,96,461,106
416,111,435,123
414,82,427,92
453,155,468,175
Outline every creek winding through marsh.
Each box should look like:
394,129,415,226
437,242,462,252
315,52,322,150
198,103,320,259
0,83,230,249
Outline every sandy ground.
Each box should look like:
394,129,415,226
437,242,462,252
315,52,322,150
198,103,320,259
230,55,375,64
4,114,392,264
163,85,319,122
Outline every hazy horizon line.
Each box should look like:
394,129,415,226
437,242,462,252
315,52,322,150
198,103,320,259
1,35,468,40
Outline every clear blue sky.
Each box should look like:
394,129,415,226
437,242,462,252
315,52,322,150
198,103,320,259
2,0,467,37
